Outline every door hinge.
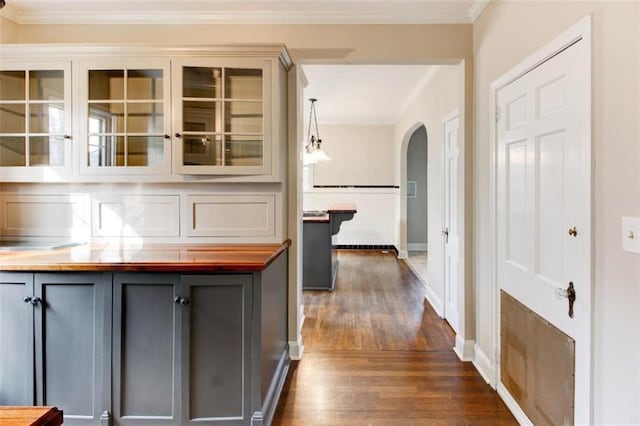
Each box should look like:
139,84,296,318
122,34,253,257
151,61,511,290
494,106,500,123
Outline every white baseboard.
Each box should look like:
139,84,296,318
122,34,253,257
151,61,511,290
453,335,475,361
498,382,533,426
424,282,443,318
472,344,496,387
289,304,306,360
407,243,427,251
397,249,408,259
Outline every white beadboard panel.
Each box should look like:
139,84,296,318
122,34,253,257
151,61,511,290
0,194,89,238
92,195,180,237
186,194,276,238
303,188,398,245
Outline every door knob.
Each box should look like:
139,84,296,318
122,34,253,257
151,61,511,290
441,228,449,243
556,282,576,318
174,296,189,306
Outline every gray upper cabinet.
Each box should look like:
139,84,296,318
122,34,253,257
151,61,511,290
0,273,35,406
34,273,112,426
112,274,182,426
181,274,253,425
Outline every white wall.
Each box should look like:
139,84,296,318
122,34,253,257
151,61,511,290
394,65,461,319
304,187,398,245
473,1,640,423
312,124,395,186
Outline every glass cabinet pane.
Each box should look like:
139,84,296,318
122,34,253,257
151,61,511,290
127,69,163,100
183,67,222,98
29,104,65,134
88,103,125,133
0,136,26,166
224,101,262,134
29,136,65,167
0,104,26,133
29,70,64,101
0,71,25,101
127,103,163,134
225,68,262,100
89,70,125,100
88,135,125,167
225,135,262,166
127,136,165,166
183,135,221,166
183,101,221,132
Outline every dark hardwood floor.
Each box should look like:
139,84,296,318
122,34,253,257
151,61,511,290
272,250,516,425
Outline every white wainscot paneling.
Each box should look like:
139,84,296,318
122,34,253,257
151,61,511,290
0,194,89,238
186,194,276,238
303,189,398,245
92,195,180,237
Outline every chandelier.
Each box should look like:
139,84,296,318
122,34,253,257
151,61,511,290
303,98,330,165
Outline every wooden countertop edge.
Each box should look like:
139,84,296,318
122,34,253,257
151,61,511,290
0,240,291,273
303,215,330,223
0,406,63,425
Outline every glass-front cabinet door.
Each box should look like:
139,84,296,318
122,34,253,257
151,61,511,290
0,61,72,179
172,59,272,175
78,59,172,175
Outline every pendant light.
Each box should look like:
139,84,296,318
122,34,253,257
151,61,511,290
304,98,330,163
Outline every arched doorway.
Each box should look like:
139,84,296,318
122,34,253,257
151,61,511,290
405,125,428,283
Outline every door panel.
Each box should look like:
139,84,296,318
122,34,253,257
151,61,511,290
443,114,460,333
112,274,181,425
0,273,34,405
34,273,111,425
497,39,590,423
181,275,252,425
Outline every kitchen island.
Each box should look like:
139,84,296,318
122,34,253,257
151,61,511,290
302,203,357,291
0,241,290,426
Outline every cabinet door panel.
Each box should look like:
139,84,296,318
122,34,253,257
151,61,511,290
113,274,181,425
34,273,111,425
182,275,252,424
0,273,34,405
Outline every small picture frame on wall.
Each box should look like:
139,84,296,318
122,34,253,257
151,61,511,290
407,181,417,198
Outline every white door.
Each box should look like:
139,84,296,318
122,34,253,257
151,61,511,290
443,113,460,333
496,39,590,423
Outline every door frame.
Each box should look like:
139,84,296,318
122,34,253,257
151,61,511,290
488,15,592,424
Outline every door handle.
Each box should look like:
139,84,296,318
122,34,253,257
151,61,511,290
556,282,576,318
441,228,449,243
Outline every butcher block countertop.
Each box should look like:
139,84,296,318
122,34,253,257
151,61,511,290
0,240,290,272
0,406,63,426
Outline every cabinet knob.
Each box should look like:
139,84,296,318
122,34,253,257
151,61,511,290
164,134,171,140
64,135,72,140
29,297,41,306
175,133,182,138
23,296,32,303
174,296,189,306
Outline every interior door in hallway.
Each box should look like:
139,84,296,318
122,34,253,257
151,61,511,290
496,38,590,424
443,112,460,334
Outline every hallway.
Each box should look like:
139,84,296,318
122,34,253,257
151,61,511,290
273,250,516,425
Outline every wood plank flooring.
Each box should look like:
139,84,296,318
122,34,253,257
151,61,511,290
272,250,516,425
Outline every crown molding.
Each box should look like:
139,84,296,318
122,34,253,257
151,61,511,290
468,0,490,22
0,2,483,25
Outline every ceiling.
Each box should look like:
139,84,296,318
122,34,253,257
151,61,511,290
0,0,489,25
302,64,439,125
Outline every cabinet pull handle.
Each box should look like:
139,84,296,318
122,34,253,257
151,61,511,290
174,296,189,306
175,133,182,138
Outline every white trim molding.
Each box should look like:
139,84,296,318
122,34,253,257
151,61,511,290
497,383,534,426
289,304,306,360
424,282,444,318
472,343,495,387
468,0,490,22
453,335,474,362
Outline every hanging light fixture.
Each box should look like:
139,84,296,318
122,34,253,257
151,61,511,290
304,98,330,164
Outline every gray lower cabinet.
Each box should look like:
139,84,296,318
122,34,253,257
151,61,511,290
0,258,288,426
0,273,35,406
0,273,111,424
34,273,112,426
